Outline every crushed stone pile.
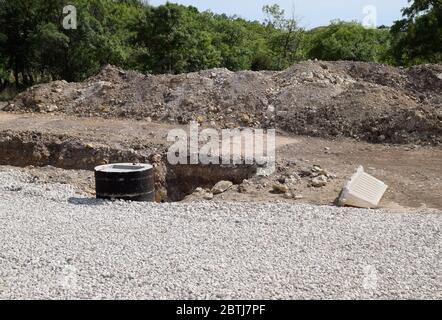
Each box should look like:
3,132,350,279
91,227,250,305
6,60,442,145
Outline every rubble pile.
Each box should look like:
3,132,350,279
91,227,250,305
6,60,442,145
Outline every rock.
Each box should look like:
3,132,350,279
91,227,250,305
208,106,218,113
241,114,251,123
283,192,293,199
311,165,335,179
312,165,322,172
189,188,214,201
237,185,248,193
150,154,162,163
272,183,289,194
203,192,214,200
278,174,299,185
45,104,58,112
299,168,313,177
212,181,233,195
196,115,205,123
32,151,42,161
294,194,304,200
311,175,328,188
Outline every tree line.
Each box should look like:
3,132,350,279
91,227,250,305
0,0,440,91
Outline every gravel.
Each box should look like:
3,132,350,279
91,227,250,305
0,169,440,300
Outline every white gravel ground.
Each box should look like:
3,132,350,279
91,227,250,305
0,168,440,300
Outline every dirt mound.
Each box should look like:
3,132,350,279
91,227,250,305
6,61,442,145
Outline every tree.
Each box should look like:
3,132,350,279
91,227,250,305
391,0,442,65
137,3,223,74
262,4,303,69
307,21,391,62
0,0,41,87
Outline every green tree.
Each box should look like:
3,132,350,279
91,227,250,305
262,4,304,69
0,0,41,87
307,21,391,62
391,0,442,65
137,3,223,74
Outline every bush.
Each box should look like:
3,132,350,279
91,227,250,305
307,21,392,63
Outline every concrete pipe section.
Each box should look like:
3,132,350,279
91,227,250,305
94,163,155,202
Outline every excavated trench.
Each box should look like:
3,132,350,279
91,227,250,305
0,130,257,202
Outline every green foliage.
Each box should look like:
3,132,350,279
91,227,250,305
136,3,221,74
306,21,392,63
262,4,304,69
0,0,440,91
391,0,442,65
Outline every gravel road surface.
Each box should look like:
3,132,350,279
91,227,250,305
0,169,440,299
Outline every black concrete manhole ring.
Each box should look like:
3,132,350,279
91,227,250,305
94,163,155,202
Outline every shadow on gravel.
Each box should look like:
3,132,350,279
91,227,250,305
68,197,106,206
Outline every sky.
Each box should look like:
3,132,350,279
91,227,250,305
148,0,410,29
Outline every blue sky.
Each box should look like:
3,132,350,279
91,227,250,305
148,0,409,28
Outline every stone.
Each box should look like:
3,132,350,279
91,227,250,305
189,188,214,201
241,114,251,123
208,106,218,113
311,165,335,179
299,168,313,177
311,175,328,188
196,115,205,123
212,181,233,195
312,165,322,172
203,192,214,200
237,185,247,193
150,154,162,163
46,104,58,112
286,174,300,184
272,183,289,194
278,174,299,185
283,192,293,199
